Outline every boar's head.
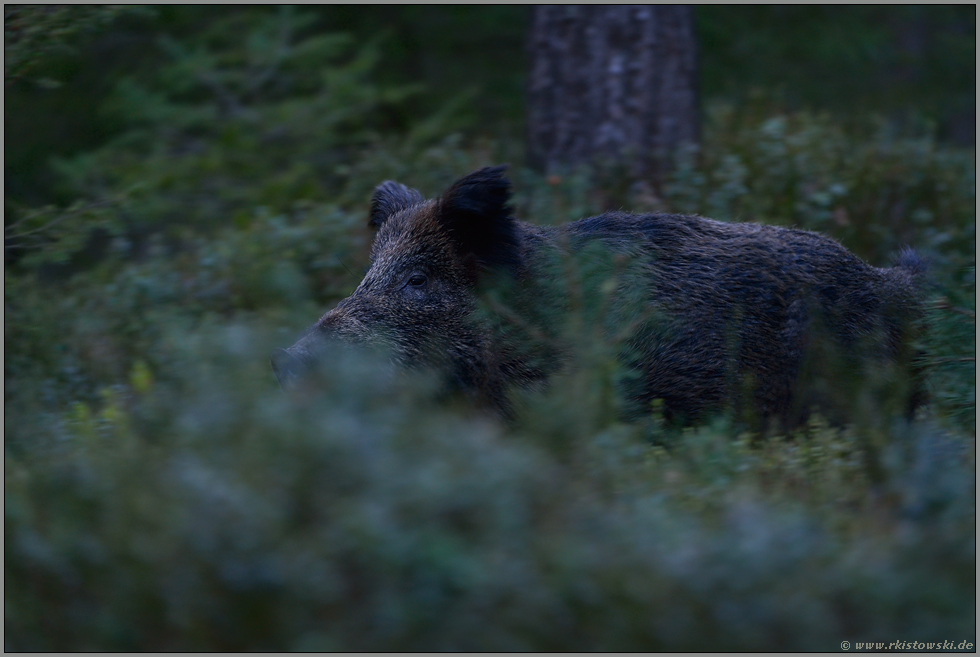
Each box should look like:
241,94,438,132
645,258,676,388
271,166,522,402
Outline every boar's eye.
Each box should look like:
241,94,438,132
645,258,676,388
407,274,427,288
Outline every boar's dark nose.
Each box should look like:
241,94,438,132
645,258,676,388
271,348,307,390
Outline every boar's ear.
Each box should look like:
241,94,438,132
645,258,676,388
369,181,425,229
437,165,520,274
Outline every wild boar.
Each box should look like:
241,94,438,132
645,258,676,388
272,166,924,427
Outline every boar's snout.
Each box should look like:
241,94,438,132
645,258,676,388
272,307,358,390
271,347,311,390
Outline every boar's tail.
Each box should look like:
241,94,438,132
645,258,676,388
893,246,927,277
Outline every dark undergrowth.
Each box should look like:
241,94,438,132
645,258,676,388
5,7,975,651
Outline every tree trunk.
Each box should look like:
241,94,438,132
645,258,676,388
526,5,700,187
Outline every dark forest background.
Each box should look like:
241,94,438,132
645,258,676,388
5,6,976,651
6,6,975,206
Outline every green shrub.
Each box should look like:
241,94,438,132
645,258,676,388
5,326,975,650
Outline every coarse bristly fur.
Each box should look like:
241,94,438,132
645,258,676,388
272,166,926,429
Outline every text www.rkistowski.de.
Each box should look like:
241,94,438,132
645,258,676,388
843,640,974,651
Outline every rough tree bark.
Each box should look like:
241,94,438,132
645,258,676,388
526,5,699,187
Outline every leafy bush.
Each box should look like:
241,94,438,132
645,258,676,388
5,7,975,652
6,326,976,650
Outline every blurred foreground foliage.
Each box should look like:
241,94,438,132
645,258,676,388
5,7,975,651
